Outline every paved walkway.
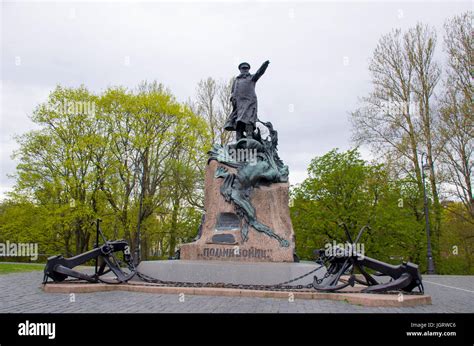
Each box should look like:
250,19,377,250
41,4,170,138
0,272,472,313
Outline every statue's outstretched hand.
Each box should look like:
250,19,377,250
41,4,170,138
252,61,270,81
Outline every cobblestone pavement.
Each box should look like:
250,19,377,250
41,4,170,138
0,271,472,313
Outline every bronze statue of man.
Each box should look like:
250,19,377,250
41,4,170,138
224,60,270,140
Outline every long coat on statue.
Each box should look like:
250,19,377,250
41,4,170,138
224,62,269,131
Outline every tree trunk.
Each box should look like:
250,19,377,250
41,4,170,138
168,196,180,258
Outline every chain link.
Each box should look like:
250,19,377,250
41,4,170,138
135,262,326,292
315,268,332,285
98,254,423,295
133,262,423,295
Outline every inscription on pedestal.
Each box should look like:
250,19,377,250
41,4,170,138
215,212,240,231
210,234,237,244
198,247,272,259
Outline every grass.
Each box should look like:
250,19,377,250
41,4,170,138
0,262,44,274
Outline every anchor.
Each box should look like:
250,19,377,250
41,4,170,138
43,219,136,284
312,223,424,293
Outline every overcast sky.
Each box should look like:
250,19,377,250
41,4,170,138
0,0,470,199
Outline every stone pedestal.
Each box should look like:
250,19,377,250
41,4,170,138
179,160,295,262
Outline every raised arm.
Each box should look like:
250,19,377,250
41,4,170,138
252,60,270,82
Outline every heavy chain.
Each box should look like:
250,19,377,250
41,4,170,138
135,262,327,292
314,267,332,285
134,263,423,295
109,255,422,295
272,263,325,289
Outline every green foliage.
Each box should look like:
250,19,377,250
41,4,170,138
2,82,211,260
0,200,59,260
291,149,426,267
0,81,470,275
437,203,474,274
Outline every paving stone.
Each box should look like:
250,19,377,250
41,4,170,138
0,271,472,313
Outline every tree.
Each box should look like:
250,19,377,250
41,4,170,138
351,23,442,263
194,77,234,145
438,12,473,217
0,200,55,261
13,86,101,254
406,24,442,246
8,82,211,259
98,81,210,259
159,103,211,257
351,28,423,193
438,201,474,274
291,149,425,266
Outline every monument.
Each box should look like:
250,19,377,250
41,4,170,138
179,60,296,262
42,61,426,301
